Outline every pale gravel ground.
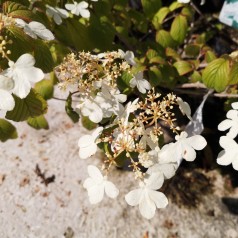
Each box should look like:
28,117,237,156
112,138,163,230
1,94,238,238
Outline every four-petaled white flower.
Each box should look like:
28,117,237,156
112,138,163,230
177,97,192,121
0,75,15,111
65,1,90,18
15,19,54,41
158,131,207,163
217,136,238,170
118,50,136,66
3,54,44,99
46,5,69,25
83,165,119,204
218,109,238,139
78,127,103,159
130,72,151,94
125,173,168,219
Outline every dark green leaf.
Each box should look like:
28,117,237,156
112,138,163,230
6,89,47,122
141,0,162,19
81,116,97,130
65,93,79,123
34,79,54,100
0,119,18,142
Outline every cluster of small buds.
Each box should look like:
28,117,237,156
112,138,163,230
0,36,12,59
55,51,131,94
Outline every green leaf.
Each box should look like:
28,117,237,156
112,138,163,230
166,47,181,60
27,115,49,130
190,71,202,82
169,2,183,11
229,62,238,85
202,58,230,92
33,40,54,73
81,116,97,130
65,93,79,123
205,51,217,63
148,66,163,87
0,119,18,142
156,30,177,48
6,89,47,122
141,0,162,19
34,79,54,100
152,7,170,29
117,72,133,91
170,15,188,44
174,61,194,75
181,6,194,21
185,44,201,57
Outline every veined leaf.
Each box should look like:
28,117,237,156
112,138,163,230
6,89,47,122
152,7,170,29
174,60,194,75
34,78,54,100
170,15,188,44
202,58,230,92
141,0,162,19
0,119,18,142
27,115,49,130
156,30,177,48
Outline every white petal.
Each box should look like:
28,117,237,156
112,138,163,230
182,144,196,161
177,97,192,120
146,173,164,190
227,110,238,120
29,22,54,40
139,192,156,219
79,1,89,9
56,8,69,18
232,159,238,170
65,3,75,11
87,184,104,204
186,135,207,150
83,177,94,189
78,135,94,148
218,119,233,131
12,72,31,99
104,181,119,198
217,150,234,166
219,136,237,150
125,189,142,206
0,75,14,91
54,14,63,25
15,18,26,27
79,143,97,159
87,165,103,181
14,53,35,68
227,124,238,139
0,89,15,111
91,126,103,140
129,78,136,88
149,190,168,208
79,9,90,18
232,102,238,110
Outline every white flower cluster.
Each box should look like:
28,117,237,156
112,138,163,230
76,87,207,219
0,54,44,111
217,102,238,170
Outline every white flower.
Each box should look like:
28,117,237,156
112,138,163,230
218,109,238,139
3,54,44,99
83,165,119,204
15,19,54,40
130,72,151,94
78,127,103,159
78,98,103,123
158,131,207,163
139,127,158,150
217,136,238,170
46,5,69,25
65,1,90,18
118,50,136,66
177,97,192,121
125,174,168,219
0,75,15,111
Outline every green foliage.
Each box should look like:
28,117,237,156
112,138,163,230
81,116,97,130
27,115,49,130
6,89,48,122
0,119,18,142
170,15,188,44
34,78,54,100
65,93,79,123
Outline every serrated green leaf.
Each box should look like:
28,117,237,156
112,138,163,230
6,89,47,122
174,60,194,75
141,0,162,19
34,79,54,100
65,93,79,123
0,119,18,142
169,2,183,11
152,7,170,29
166,47,181,60
170,15,188,44
156,30,177,48
81,116,97,130
33,40,54,73
202,58,230,92
27,115,49,130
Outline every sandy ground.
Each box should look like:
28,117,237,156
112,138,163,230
1,94,238,238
